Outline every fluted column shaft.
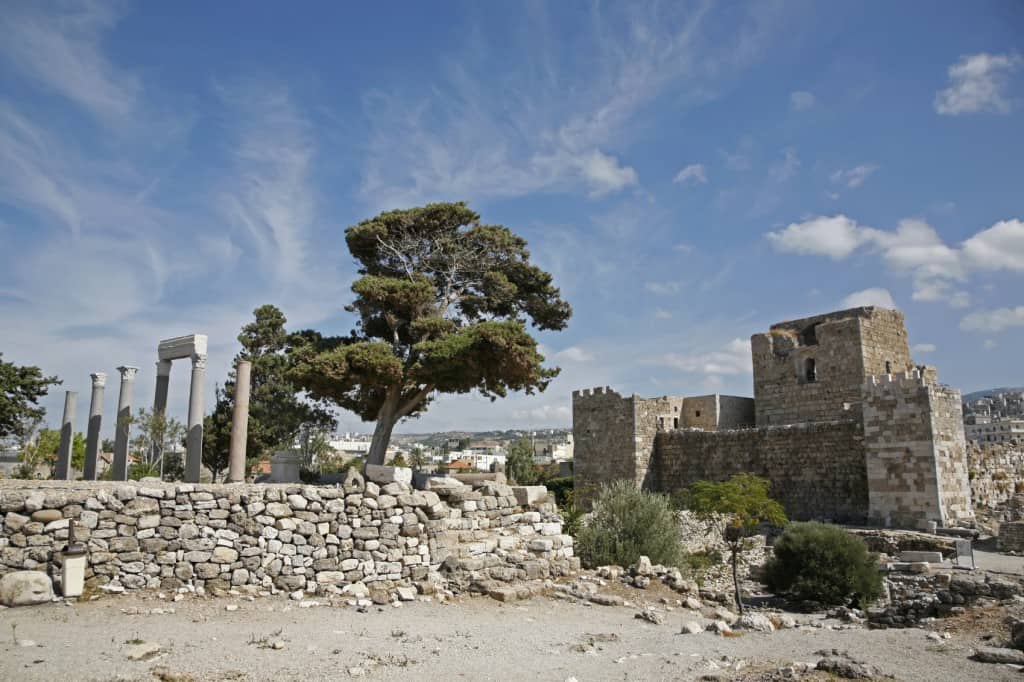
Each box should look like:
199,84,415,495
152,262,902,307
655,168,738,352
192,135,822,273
54,391,78,480
112,366,138,481
184,353,206,483
83,372,106,480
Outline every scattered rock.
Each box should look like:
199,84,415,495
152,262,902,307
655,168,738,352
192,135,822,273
150,665,197,682
814,649,880,679
0,570,54,607
971,647,1024,665
706,620,732,635
634,606,664,625
631,555,653,576
225,604,239,612
680,621,703,634
587,593,624,607
735,613,775,633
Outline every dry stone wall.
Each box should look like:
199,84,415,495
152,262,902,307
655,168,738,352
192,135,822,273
653,421,868,522
0,479,574,598
969,443,1024,511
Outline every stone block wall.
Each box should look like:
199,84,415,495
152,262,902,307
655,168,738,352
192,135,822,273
863,371,973,527
999,521,1024,552
572,387,639,498
652,420,868,522
0,479,574,597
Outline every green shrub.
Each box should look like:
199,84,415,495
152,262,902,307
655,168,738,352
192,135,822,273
545,477,574,507
575,480,683,568
763,522,883,606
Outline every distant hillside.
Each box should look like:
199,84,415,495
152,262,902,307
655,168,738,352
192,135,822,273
963,387,1024,402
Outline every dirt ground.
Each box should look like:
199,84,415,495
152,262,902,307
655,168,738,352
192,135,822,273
0,589,1020,682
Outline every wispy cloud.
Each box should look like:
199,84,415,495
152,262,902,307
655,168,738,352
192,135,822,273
769,147,800,182
935,52,1022,115
0,2,139,124
840,287,895,310
912,343,937,353
830,164,878,188
358,2,781,208
645,281,684,296
217,84,316,286
961,306,1024,333
673,163,707,185
655,338,752,378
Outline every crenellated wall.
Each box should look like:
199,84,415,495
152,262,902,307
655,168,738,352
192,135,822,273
0,479,575,598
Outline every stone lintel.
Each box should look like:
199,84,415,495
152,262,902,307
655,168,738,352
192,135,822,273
158,334,208,361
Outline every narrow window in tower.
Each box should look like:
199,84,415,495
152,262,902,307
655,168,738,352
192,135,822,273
805,358,817,382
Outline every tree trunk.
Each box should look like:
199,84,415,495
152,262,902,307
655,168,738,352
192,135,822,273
366,406,398,466
731,543,744,615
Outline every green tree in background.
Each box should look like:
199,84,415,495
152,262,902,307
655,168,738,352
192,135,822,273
681,473,788,614
0,353,60,442
16,428,84,477
206,305,336,479
290,202,571,466
505,436,536,485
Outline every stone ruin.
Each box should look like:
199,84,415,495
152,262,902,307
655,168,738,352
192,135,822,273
573,306,974,530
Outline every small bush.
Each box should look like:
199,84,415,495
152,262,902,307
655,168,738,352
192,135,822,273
545,477,574,507
575,480,683,568
763,522,883,607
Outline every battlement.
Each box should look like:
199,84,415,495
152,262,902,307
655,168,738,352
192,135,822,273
864,368,928,390
572,386,623,400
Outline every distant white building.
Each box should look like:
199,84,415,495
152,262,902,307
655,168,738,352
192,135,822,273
329,434,372,457
966,418,1024,444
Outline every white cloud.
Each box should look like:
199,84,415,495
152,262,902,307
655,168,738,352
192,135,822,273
645,281,684,296
830,164,879,188
577,149,638,196
768,215,1023,308
658,338,752,377
769,148,800,182
840,287,896,310
984,339,998,349
766,215,870,260
789,90,816,111
510,403,571,426
0,3,139,123
912,343,937,353
654,309,673,320
962,219,1024,272
554,346,594,363
673,163,707,185
961,306,1024,333
673,243,695,254
935,52,1022,115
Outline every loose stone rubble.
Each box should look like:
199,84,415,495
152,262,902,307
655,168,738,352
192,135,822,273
0,476,577,601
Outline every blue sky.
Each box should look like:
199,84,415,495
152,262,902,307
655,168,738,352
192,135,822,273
1,1,1022,436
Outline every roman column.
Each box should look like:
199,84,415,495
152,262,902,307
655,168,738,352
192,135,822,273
153,359,172,414
227,360,252,483
83,372,106,480
111,366,138,481
184,352,207,483
54,391,78,480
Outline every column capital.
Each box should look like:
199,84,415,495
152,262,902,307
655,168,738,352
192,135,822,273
156,359,173,376
192,353,208,370
90,372,107,388
117,366,139,380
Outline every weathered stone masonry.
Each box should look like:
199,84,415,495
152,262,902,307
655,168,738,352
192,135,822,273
574,307,974,529
0,479,575,597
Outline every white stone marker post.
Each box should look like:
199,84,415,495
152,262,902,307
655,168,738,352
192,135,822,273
227,360,252,483
54,391,78,480
184,352,207,483
83,372,106,480
111,366,138,481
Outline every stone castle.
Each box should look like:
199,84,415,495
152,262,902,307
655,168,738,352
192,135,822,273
573,306,974,529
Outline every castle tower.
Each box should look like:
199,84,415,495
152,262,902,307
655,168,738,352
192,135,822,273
751,306,913,427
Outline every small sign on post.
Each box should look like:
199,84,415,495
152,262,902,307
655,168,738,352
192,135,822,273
954,538,975,570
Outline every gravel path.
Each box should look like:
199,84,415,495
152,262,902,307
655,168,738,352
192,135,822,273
0,592,1017,681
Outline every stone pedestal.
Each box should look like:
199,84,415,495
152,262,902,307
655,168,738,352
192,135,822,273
227,360,252,483
54,391,78,480
270,451,301,483
83,372,106,480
